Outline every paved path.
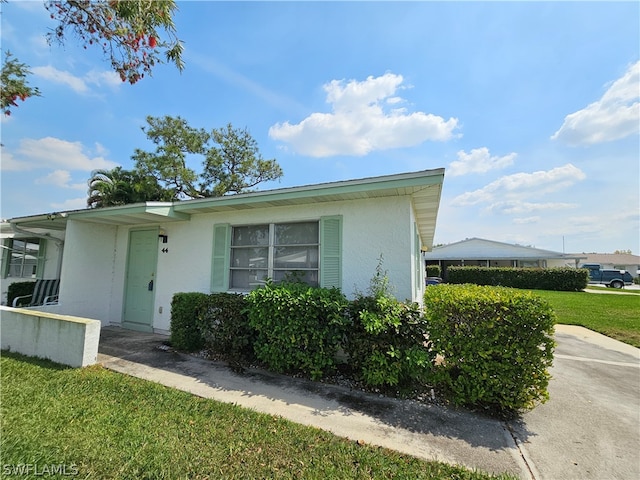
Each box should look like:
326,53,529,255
511,325,640,480
98,325,640,480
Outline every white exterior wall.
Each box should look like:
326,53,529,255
547,259,580,268
54,221,122,324
53,196,418,332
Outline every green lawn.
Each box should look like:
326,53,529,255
532,289,640,347
0,352,513,480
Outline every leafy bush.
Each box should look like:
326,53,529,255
424,284,556,416
7,281,35,307
346,295,432,390
426,265,441,278
246,281,350,380
196,293,255,365
345,258,434,390
170,292,208,351
447,266,588,291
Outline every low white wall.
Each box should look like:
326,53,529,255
0,306,101,367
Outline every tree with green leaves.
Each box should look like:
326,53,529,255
87,166,169,208
0,52,41,116
1,0,184,115
132,116,284,201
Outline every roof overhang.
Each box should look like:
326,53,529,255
7,169,445,246
8,203,191,230
171,169,444,248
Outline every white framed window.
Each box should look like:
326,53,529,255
230,221,319,289
211,216,342,293
4,238,42,278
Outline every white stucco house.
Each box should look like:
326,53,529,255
423,237,586,281
1,169,444,334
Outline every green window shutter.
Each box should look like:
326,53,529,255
1,239,10,278
36,239,47,279
320,215,342,289
211,224,231,292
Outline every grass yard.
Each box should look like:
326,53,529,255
0,352,513,480
532,289,640,347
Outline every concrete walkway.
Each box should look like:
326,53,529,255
97,325,640,480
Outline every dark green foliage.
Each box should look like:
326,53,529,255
424,284,556,415
345,295,433,390
246,282,350,380
7,281,35,307
447,266,588,291
196,293,256,365
345,257,434,390
170,292,208,351
426,265,441,278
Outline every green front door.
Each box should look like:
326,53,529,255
122,229,158,332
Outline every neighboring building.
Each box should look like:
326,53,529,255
0,221,65,303
423,237,586,281
574,253,640,278
1,169,444,333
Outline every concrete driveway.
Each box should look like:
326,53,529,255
510,325,640,480
98,324,640,480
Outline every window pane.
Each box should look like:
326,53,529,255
273,270,319,287
231,247,268,268
8,238,40,278
232,225,269,246
8,264,23,278
274,246,318,269
230,269,269,289
275,222,318,245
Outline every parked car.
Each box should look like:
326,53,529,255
426,276,442,286
580,264,633,289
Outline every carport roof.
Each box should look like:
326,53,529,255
423,237,586,261
8,169,445,248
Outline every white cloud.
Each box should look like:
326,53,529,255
451,163,586,209
2,137,119,172
448,147,516,176
32,65,121,94
269,73,460,157
50,197,89,211
490,201,578,215
35,170,86,190
552,61,640,145
0,151,29,171
513,216,541,225
32,66,90,94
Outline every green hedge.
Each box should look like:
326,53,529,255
345,294,432,390
246,282,350,380
424,284,556,415
447,266,588,291
170,292,208,351
426,265,441,278
7,281,35,307
196,293,255,366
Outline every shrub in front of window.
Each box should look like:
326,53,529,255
170,292,208,351
196,293,256,366
424,284,556,416
246,281,349,380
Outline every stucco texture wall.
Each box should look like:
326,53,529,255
57,195,421,332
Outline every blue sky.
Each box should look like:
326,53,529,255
1,1,638,254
